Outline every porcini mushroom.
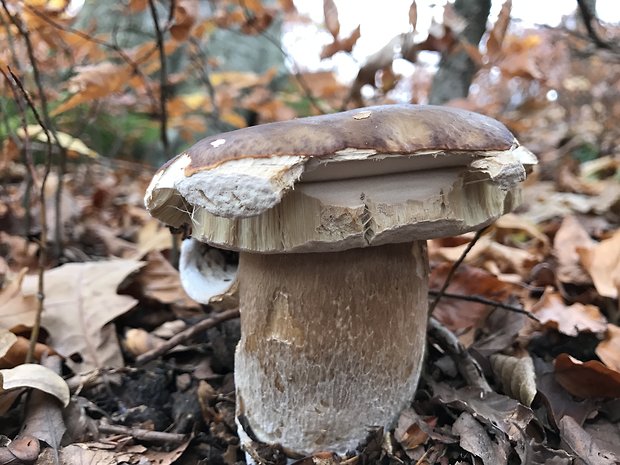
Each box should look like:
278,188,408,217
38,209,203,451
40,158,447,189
145,104,536,456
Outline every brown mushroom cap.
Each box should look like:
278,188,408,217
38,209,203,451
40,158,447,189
178,104,515,174
145,104,536,253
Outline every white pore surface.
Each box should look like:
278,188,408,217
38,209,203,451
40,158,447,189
179,238,237,304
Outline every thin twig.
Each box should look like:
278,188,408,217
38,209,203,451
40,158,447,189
428,290,540,322
147,0,171,153
428,227,488,315
1,0,68,260
98,423,187,446
135,308,240,365
428,317,492,392
576,0,614,50
1,69,52,364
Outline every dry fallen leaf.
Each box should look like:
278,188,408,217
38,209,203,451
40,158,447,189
430,263,516,332
133,250,200,310
596,324,620,372
0,268,37,333
0,333,59,369
490,354,537,406
0,363,69,406
530,289,607,337
555,353,620,399
452,411,508,465
578,229,620,299
559,416,618,465
394,408,436,452
21,260,144,373
554,215,595,285
0,330,17,360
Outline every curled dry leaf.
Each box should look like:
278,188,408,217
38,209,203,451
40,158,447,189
492,212,550,254
0,363,70,406
596,324,620,372
490,354,537,406
555,353,620,399
578,229,620,299
530,289,607,337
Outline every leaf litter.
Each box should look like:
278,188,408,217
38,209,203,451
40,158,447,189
0,2,620,464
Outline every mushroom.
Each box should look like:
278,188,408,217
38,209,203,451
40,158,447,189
145,104,536,456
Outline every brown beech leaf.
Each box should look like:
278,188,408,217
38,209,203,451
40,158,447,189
132,251,200,310
555,353,620,399
430,263,516,332
530,289,607,337
486,0,512,58
435,235,536,277
323,0,340,38
170,0,199,41
554,215,595,285
596,324,620,372
52,62,131,116
409,1,417,30
578,229,620,299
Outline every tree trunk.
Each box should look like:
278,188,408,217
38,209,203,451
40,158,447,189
429,0,491,105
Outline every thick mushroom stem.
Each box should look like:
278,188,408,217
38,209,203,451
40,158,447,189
235,241,429,456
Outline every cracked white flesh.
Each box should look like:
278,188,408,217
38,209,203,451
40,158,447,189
144,146,535,252
144,145,535,226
